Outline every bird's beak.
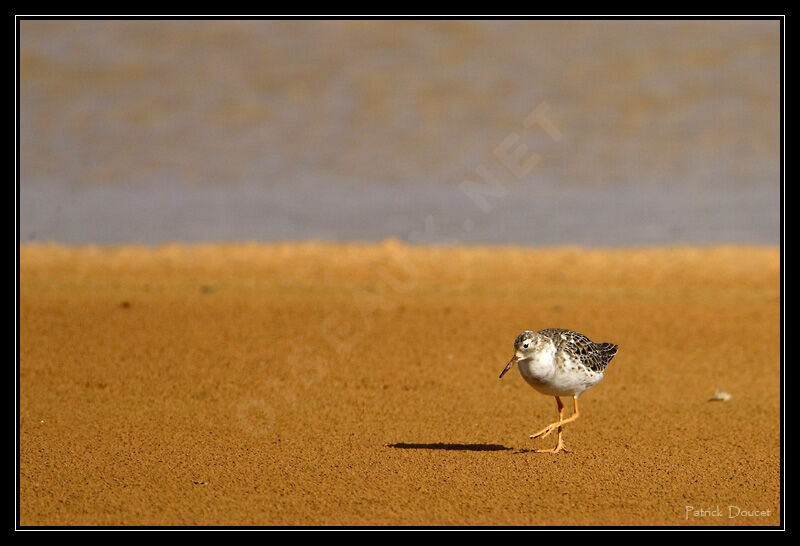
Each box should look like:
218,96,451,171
499,355,518,379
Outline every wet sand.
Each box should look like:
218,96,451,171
19,243,781,526
20,20,780,246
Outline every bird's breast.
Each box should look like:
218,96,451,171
517,352,556,389
519,350,604,396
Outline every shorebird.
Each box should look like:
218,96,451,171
499,329,618,453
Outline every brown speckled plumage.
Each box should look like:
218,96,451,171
537,328,618,373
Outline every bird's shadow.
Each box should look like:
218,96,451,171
386,442,512,452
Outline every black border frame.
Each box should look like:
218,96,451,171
13,14,786,532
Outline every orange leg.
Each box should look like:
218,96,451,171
531,396,569,453
530,396,580,452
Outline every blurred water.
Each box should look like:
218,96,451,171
19,20,780,245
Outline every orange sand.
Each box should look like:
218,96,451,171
19,243,781,526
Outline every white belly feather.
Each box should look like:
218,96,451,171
517,349,603,397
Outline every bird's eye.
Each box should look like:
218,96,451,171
523,342,530,349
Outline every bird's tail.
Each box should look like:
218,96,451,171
598,342,618,365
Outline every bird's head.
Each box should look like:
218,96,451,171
499,330,542,378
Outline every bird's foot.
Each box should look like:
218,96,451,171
533,439,568,454
529,422,560,440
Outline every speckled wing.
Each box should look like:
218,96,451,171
538,328,618,373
